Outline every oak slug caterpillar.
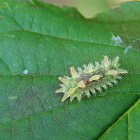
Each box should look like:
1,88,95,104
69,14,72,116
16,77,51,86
56,56,128,102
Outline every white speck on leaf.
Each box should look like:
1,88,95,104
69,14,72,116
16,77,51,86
23,70,28,74
124,46,133,54
111,33,122,46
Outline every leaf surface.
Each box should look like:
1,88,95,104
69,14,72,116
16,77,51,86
0,1,140,140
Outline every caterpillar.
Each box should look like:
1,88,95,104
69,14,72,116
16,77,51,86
56,56,128,102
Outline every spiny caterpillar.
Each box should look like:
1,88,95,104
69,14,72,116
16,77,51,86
56,56,128,102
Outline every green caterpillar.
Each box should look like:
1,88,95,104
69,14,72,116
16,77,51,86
56,56,128,102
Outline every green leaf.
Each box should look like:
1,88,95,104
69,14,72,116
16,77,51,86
0,1,140,140
99,98,140,140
